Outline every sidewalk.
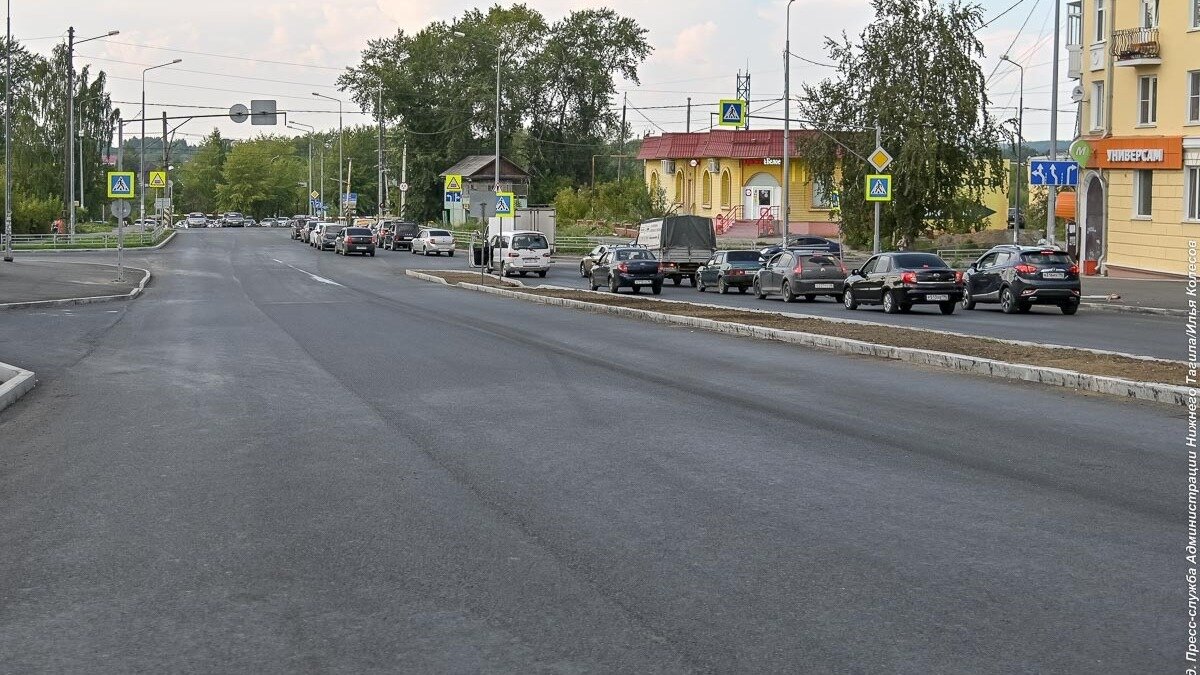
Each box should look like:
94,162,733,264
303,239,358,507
0,260,141,306
1080,276,1187,313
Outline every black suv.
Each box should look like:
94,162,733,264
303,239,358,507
381,221,420,251
962,245,1081,315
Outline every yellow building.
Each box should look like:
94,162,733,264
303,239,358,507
636,130,839,239
1069,0,1200,276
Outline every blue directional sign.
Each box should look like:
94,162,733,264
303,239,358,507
444,191,462,204
1029,160,1079,186
342,192,358,206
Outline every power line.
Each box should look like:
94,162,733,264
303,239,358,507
981,0,1028,29
95,38,344,71
76,52,338,88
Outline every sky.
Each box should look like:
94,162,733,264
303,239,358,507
20,0,1074,146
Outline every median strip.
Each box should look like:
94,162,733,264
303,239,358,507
407,269,1185,406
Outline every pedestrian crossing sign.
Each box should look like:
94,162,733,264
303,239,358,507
718,99,746,127
865,174,892,202
107,171,135,199
495,192,515,216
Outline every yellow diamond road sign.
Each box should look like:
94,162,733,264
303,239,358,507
868,147,893,172
148,171,167,189
310,190,319,200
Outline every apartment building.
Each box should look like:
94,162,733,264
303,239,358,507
1068,0,1200,276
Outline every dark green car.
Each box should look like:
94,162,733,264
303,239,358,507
696,250,762,294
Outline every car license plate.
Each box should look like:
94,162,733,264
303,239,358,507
815,283,834,289
355,246,367,250
634,279,652,285
1043,272,1065,279
927,294,949,301
524,257,540,262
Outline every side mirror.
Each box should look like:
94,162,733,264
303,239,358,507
967,264,977,272
850,269,860,276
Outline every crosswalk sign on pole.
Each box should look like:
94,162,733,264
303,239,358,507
865,174,892,202
718,99,746,128
107,171,135,199
495,192,515,216
148,171,167,189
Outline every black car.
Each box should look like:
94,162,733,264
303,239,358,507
696,250,761,294
843,251,963,314
589,247,663,294
753,251,847,302
759,236,842,260
962,245,1081,315
382,221,420,251
334,227,376,256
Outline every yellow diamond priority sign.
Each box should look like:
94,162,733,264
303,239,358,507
868,147,893,172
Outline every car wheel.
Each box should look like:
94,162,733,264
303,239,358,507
844,290,858,310
961,287,977,310
651,283,662,295
631,286,641,293
804,294,816,302
449,251,455,257
519,271,527,277
580,263,587,278
754,279,767,300
738,286,747,294
672,277,682,286
609,275,620,293
369,251,375,257
1061,302,1079,315
882,290,900,314
939,301,957,315
718,277,729,294
697,276,706,292
537,270,547,278
1000,287,1020,314
589,274,600,292
422,245,429,256
781,281,796,303
689,275,697,288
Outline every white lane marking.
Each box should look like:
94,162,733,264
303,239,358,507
271,258,344,287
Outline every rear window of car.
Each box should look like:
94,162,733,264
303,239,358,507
890,253,949,269
394,223,418,234
511,234,548,249
614,249,656,261
802,255,839,267
1021,251,1073,265
323,227,344,236
428,229,450,237
726,251,760,262
344,228,372,236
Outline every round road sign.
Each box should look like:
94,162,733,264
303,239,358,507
229,103,249,124
111,200,132,219
398,182,409,192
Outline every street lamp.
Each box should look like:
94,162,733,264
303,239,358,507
288,122,315,215
312,92,343,217
66,27,118,239
781,0,797,247
140,58,181,229
1000,54,1024,245
4,0,13,262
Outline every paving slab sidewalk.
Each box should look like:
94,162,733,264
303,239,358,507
0,259,140,306
1080,277,1187,312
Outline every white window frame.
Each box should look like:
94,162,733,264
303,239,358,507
1090,81,1105,131
1134,169,1154,218
1138,76,1157,126
1140,0,1158,28
810,180,832,209
1193,0,1200,29
1095,0,1106,42
1189,71,1200,124
1187,166,1200,222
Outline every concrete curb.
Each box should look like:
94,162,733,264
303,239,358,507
15,229,177,254
448,280,1187,407
0,264,152,311
404,268,524,287
1080,302,1186,317
0,360,36,415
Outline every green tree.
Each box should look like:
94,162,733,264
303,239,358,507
216,136,306,218
177,129,227,214
798,0,1003,248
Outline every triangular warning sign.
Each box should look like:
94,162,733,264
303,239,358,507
148,172,167,189
871,179,887,196
446,176,461,190
113,176,129,192
723,103,741,122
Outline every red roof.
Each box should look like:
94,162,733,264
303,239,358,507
636,130,819,160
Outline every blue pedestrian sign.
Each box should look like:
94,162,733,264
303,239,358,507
1029,160,1078,186
107,171,135,199
495,192,515,216
865,174,892,202
718,99,746,128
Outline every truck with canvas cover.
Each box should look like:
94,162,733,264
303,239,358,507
636,215,717,286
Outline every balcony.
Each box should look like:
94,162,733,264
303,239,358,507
1111,27,1162,66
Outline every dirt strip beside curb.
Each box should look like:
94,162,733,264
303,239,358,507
0,265,152,311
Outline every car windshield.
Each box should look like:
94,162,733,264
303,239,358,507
323,227,344,237
1021,251,1073,265
511,234,548,250
344,228,372,236
614,249,655,261
891,253,949,269
726,251,760,262
428,230,450,237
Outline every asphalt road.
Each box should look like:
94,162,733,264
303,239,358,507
0,229,1178,673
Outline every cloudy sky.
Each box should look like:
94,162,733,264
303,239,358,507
21,0,1071,145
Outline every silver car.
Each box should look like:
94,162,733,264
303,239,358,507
411,228,456,256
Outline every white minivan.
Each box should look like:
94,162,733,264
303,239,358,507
487,230,552,278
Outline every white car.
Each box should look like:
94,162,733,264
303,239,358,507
487,230,552,278
185,212,207,228
411,228,456,256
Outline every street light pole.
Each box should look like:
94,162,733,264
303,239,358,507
782,0,796,247
312,93,342,217
3,0,12,262
1047,0,1062,244
377,84,384,217
67,28,118,239
1001,54,1024,245
288,122,315,216
140,58,181,230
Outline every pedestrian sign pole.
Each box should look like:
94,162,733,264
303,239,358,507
107,171,135,282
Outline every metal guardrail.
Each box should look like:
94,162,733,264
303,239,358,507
11,225,167,249
935,248,988,267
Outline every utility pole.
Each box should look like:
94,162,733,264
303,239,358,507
873,122,882,254
400,138,407,219
162,111,169,226
65,26,74,238
619,92,627,180
3,0,12,262
1047,0,1062,244
782,0,796,247
377,85,384,217
686,97,691,133
1002,54,1025,245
